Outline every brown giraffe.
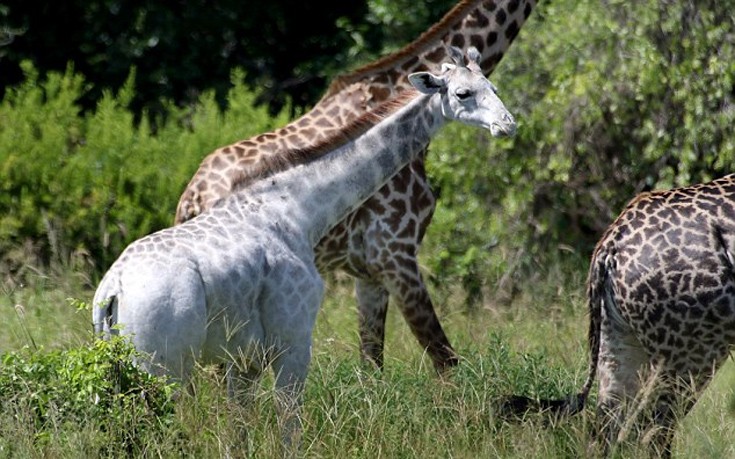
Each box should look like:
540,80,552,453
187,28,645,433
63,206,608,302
175,0,536,372
503,174,735,456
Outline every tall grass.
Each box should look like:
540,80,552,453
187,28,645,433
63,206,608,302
1,268,733,457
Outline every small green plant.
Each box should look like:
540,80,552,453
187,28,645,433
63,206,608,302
0,335,178,453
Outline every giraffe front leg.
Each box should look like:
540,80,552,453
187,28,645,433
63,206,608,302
379,261,458,374
355,279,390,370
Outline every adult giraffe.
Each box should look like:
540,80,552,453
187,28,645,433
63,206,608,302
175,0,536,372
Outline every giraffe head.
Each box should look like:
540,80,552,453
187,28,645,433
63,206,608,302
408,46,516,137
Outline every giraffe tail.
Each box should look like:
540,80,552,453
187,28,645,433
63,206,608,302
498,247,607,421
92,273,120,339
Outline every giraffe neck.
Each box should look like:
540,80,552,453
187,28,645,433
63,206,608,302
244,91,441,246
322,0,535,103
179,0,535,206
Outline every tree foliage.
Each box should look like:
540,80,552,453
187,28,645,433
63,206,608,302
505,0,735,245
0,62,288,280
425,0,735,302
1,0,734,304
0,1,379,115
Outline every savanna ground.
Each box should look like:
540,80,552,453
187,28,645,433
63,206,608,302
1,258,733,458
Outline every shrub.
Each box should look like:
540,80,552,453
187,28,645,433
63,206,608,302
0,335,177,453
0,62,288,284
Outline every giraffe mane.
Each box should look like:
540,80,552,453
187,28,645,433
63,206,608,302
231,88,421,190
321,0,482,99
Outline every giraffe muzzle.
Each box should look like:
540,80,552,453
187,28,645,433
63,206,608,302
491,113,517,137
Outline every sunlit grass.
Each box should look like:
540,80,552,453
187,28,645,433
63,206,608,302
0,274,91,351
1,268,734,457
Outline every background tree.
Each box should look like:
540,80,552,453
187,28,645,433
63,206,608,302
0,0,390,115
504,0,735,250
422,0,735,302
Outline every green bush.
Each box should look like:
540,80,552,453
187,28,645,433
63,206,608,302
422,0,735,302
0,62,288,282
0,335,177,453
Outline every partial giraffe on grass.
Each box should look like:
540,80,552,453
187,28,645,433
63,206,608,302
94,48,516,450
175,0,536,373
504,174,735,457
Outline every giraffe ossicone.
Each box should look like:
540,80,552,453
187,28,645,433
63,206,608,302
174,0,536,373
93,47,516,449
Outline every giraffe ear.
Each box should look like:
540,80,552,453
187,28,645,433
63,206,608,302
466,47,481,70
448,46,463,66
408,72,446,94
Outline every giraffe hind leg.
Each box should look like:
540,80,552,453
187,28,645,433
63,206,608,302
643,363,721,457
355,278,389,370
377,259,458,373
594,314,651,455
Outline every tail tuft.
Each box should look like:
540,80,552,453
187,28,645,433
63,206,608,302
497,392,588,422
93,295,117,339
497,395,540,421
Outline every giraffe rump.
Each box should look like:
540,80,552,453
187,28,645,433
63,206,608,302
501,174,735,456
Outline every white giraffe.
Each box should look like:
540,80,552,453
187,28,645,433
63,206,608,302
92,47,516,449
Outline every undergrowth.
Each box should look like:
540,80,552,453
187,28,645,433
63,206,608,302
0,270,733,457
0,335,177,457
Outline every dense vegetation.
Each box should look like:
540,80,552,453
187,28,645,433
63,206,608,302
0,335,177,456
0,0,458,115
4,0,733,303
1,276,733,457
1,1,735,455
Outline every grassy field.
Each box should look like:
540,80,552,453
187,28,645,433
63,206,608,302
1,266,734,458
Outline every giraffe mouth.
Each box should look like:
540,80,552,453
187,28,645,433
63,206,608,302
490,121,517,137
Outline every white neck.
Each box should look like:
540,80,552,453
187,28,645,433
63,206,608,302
244,92,444,246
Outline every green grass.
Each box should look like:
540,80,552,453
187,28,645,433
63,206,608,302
1,269,734,458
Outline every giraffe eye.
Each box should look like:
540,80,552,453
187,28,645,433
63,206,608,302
455,88,473,100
